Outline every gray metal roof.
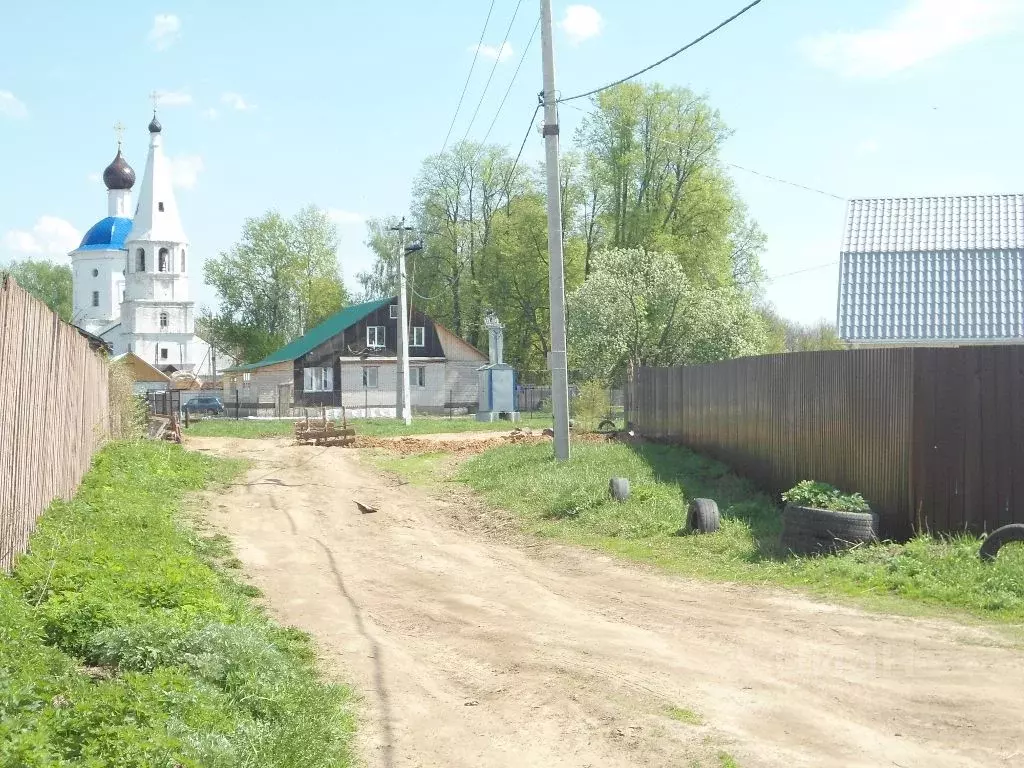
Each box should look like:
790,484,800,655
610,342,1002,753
844,195,1024,253
838,195,1024,343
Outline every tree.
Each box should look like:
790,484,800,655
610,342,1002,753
759,305,847,352
568,248,768,382
3,260,73,321
202,208,347,362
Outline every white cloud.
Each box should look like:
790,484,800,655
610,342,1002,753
471,41,514,61
1,216,81,257
327,209,367,225
167,154,204,189
802,0,1023,78
856,138,880,155
149,13,181,51
220,92,253,110
0,90,28,119
560,5,603,45
155,89,193,107
203,107,219,120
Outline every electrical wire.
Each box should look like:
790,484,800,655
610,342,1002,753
501,103,541,195
763,261,839,283
481,16,540,145
558,0,767,103
441,0,497,153
462,0,526,143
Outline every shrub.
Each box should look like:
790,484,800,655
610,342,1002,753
108,359,148,440
782,480,870,513
570,380,611,431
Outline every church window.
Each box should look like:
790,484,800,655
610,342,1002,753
158,202,165,212
159,312,169,329
91,268,98,277
158,248,169,272
160,348,169,360
91,291,99,307
181,250,186,272
136,248,146,271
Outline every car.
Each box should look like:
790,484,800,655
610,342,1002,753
185,396,225,416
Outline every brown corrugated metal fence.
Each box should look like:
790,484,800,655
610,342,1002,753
628,346,1024,538
0,276,110,571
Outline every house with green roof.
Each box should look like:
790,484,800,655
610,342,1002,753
222,297,487,415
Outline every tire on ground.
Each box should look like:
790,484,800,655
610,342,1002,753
780,504,876,556
979,523,1024,562
688,498,721,533
609,477,630,502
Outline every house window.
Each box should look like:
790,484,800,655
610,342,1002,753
159,311,169,329
412,366,426,387
389,304,399,319
136,248,146,271
362,366,379,388
91,291,99,307
158,248,169,272
160,348,169,360
303,366,334,392
367,325,385,348
411,326,425,347
242,372,251,388
158,202,165,212
91,268,99,277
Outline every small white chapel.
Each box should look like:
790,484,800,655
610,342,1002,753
68,111,230,377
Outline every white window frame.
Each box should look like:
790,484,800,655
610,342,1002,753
303,366,334,393
362,366,379,388
411,365,426,387
411,326,426,347
389,304,399,319
367,325,385,348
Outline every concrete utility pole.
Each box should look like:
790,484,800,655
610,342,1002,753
390,219,415,425
540,0,571,461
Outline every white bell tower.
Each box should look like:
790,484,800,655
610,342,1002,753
119,108,196,370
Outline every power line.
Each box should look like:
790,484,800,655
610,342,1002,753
462,0,526,143
481,16,541,145
440,0,497,153
561,101,847,203
501,103,541,195
763,261,839,282
559,0,767,103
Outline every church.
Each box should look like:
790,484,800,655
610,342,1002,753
68,112,230,378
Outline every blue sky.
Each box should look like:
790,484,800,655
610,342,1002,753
1,0,1022,325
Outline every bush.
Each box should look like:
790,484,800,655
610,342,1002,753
782,480,870,513
108,359,148,440
570,380,611,431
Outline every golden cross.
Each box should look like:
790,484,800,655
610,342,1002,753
149,90,160,111
113,121,125,147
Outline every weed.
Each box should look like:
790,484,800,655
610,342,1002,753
718,751,740,767
0,440,354,767
666,705,703,725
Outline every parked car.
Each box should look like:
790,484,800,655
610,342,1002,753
185,396,225,416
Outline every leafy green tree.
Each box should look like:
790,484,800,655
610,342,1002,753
568,248,768,382
759,305,846,352
202,208,347,362
3,259,73,321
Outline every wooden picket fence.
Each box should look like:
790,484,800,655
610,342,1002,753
0,276,110,571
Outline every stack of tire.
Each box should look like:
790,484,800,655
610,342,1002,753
780,504,878,556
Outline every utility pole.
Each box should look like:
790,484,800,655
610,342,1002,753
390,219,415,425
540,0,571,461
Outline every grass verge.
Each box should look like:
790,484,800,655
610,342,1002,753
382,439,1024,622
0,441,354,767
187,414,552,439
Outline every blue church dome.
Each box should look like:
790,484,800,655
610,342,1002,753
78,216,133,251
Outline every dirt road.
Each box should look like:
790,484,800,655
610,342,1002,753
192,437,1024,768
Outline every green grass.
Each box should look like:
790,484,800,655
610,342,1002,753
665,705,703,725
187,414,553,439
438,441,1024,621
0,441,354,767
718,752,741,768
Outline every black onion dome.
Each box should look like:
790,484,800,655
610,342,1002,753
102,149,136,190
148,113,162,133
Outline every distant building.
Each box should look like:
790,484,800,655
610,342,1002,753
69,113,233,377
837,195,1024,346
223,298,487,415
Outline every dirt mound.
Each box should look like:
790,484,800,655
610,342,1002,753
353,429,549,455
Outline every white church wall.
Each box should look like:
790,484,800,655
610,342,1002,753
71,251,124,333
